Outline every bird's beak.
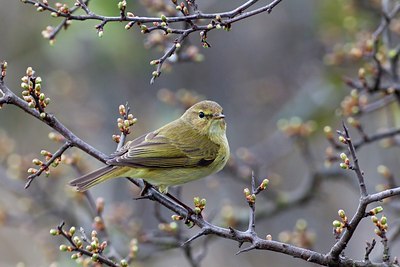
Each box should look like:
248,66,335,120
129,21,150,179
213,113,225,119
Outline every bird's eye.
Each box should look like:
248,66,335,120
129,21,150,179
199,111,205,118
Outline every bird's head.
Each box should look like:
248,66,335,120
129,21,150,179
181,100,226,136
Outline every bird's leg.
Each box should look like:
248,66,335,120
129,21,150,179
132,180,154,200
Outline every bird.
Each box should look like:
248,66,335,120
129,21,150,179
69,100,229,193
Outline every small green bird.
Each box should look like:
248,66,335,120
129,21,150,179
69,100,229,193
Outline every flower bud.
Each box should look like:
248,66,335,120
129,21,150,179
339,153,347,161
371,216,378,223
338,209,346,219
59,244,68,251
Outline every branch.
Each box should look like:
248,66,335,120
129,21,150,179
25,141,72,188
23,0,283,83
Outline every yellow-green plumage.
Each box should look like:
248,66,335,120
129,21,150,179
69,100,229,193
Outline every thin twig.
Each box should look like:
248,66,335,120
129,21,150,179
25,141,72,188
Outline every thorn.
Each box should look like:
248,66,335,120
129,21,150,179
181,229,208,246
133,195,152,201
236,244,256,255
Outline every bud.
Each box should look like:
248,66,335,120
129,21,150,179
338,136,347,144
32,158,42,165
119,104,126,115
338,209,346,219
175,43,181,48
152,71,159,77
71,254,79,260
371,206,383,215
27,168,37,174
243,188,250,196
59,244,68,251
140,25,148,32
35,76,42,84
69,226,76,236
193,196,200,206
21,82,29,89
51,12,58,17
26,67,33,76
339,163,348,169
91,253,99,262
161,14,167,22
171,214,183,221
50,229,58,235
120,259,128,267
332,220,342,228
380,216,387,225
259,178,269,190
194,207,202,214
374,228,382,236
127,12,134,17
371,216,378,223
339,153,347,161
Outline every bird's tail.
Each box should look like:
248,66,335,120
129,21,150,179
69,165,119,192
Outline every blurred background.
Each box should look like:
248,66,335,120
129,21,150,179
0,0,399,266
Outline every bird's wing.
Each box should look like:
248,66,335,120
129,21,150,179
107,127,219,168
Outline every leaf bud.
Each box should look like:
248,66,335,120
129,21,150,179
332,220,342,228
338,209,346,219
91,253,99,262
339,163,348,169
69,226,76,236
50,228,58,235
243,188,250,196
371,206,383,215
26,67,33,76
